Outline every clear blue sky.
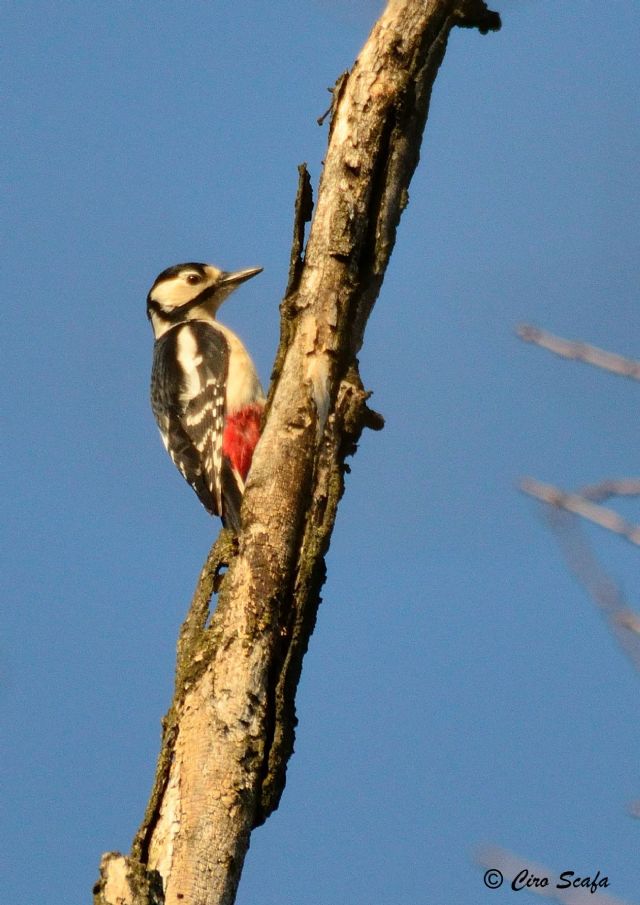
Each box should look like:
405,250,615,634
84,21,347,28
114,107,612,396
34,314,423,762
2,2,639,903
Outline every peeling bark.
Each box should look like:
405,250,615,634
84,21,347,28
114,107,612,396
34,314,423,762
96,2,500,904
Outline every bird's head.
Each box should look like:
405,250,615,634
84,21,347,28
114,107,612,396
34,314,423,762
147,262,262,337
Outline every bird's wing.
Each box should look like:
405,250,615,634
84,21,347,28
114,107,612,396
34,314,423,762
151,322,229,518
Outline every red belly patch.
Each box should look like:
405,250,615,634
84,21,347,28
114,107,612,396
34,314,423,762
222,403,263,481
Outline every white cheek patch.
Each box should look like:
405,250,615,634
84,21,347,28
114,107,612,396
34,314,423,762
152,275,206,308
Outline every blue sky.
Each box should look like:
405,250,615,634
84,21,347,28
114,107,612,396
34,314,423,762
2,2,639,903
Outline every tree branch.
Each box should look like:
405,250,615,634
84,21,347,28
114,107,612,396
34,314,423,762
521,477,640,547
517,324,640,381
95,2,500,904
520,480,640,675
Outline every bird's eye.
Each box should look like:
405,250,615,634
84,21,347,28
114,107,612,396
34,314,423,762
186,274,202,285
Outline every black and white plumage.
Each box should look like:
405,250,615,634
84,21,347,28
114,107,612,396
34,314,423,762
147,262,265,530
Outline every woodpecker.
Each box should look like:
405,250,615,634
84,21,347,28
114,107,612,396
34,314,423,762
147,262,265,531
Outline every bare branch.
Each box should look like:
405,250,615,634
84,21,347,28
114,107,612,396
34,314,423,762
520,477,640,547
93,855,163,905
545,508,640,672
578,478,640,503
520,481,640,674
517,324,640,381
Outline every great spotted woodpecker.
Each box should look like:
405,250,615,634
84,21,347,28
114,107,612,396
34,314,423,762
147,262,264,531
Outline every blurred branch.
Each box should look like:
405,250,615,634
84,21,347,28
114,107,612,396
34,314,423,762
520,322,640,813
578,478,640,503
521,477,640,547
520,479,640,674
95,2,500,905
629,800,640,819
517,324,640,380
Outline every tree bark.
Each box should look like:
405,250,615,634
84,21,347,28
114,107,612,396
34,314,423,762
94,2,500,904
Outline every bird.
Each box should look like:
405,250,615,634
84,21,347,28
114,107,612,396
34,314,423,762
147,262,265,531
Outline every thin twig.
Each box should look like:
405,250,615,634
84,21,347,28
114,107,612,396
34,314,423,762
578,478,640,503
520,477,640,547
520,481,640,674
517,324,640,381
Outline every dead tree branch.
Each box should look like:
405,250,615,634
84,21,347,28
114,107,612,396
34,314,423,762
519,331,640,669
520,481,640,674
95,2,500,904
521,477,640,548
517,324,640,381
577,478,640,504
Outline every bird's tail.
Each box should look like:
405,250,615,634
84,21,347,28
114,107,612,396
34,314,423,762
220,458,243,532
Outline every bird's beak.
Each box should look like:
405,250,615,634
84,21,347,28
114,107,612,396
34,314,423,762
219,266,263,287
